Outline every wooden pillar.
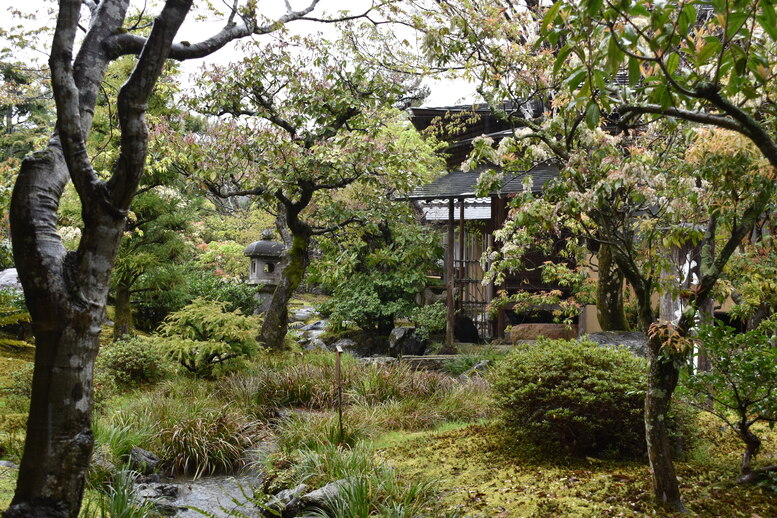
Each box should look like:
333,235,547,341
487,195,497,338
446,197,455,350
496,196,506,338
458,199,465,310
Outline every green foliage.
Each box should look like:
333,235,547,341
81,467,156,518
316,221,442,334
300,444,439,518
156,298,260,376
219,352,459,418
757,470,777,495
0,61,52,162
3,361,33,413
0,288,30,348
134,267,259,331
195,240,247,280
491,339,648,457
97,377,258,479
410,303,446,342
681,322,777,474
442,348,505,376
92,421,151,467
96,337,168,390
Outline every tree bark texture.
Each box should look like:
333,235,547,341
644,333,686,513
5,1,193,516
6,1,327,515
596,243,627,331
260,232,310,351
113,280,133,339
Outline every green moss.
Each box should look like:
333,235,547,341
379,421,777,517
0,467,17,510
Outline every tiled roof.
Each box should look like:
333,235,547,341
405,162,560,201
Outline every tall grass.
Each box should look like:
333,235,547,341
99,378,260,478
94,350,493,480
282,442,444,518
80,468,155,518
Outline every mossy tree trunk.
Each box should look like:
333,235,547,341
260,197,312,351
113,279,133,339
644,332,686,512
596,243,627,331
261,232,310,351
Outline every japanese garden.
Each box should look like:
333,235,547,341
1,1,777,517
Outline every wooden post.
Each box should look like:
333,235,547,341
459,199,465,310
446,197,455,350
496,196,506,338
487,195,496,338
335,345,343,444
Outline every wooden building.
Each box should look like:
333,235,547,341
407,162,564,341
407,104,578,343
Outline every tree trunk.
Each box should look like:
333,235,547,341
260,232,309,350
739,424,762,478
596,243,627,331
6,147,125,518
113,279,133,339
644,332,687,513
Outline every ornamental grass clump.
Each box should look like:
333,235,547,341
491,338,647,457
265,442,442,518
157,409,259,478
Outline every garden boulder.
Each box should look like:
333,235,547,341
129,446,159,475
584,331,648,357
388,326,426,356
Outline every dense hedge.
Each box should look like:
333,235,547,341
491,338,648,457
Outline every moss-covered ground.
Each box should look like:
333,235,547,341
378,419,777,517
0,341,33,509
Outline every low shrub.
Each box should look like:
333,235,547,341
96,336,168,390
409,302,446,343
273,411,369,453
81,467,155,518
156,298,260,377
491,338,647,457
219,353,457,417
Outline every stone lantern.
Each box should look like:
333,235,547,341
245,230,286,312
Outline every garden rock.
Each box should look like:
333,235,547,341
0,268,21,292
292,306,318,322
0,460,18,469
264,483,309,518
331,338,358,354
584,332,648,357
300,479,350,511
388,326,426,356
153,484,180,498
454,314,480,343
459,359,491,379
303,338,328,352
129,446,160,475
509,323,576,342
300,320,327,332
90,445,115,475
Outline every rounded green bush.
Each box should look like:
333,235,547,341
97,336,167,389
491,338,647,457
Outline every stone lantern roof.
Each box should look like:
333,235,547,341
244,231,286,258
244,239,286,258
